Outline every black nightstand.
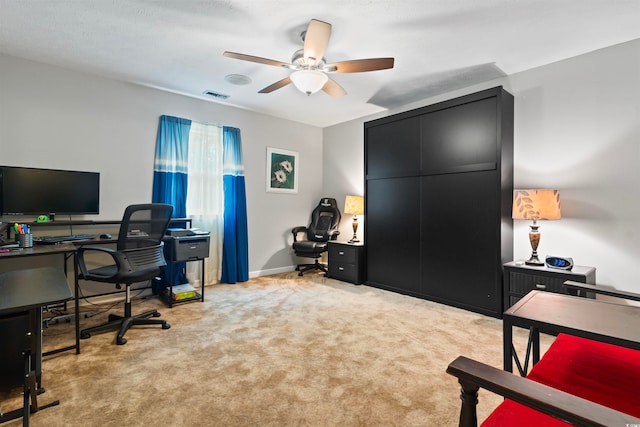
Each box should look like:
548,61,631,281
503,261,596,309
327,241,364,284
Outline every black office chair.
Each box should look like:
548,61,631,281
77,203,173,345
292,197,341,276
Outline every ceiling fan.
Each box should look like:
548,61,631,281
223,19,394,97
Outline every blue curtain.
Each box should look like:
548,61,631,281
221,126,249,283
152,115,191,217
152,115,191,288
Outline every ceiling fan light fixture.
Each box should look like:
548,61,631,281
290,70,328,96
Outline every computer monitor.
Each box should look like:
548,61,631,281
0,166,100,216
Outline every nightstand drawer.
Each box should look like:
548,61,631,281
328,244,358,263
508,272,566,296
328,262,359,282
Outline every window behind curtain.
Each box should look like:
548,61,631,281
186,122,224,283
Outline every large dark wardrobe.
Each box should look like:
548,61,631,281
364,87,513,317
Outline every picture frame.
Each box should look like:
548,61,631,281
266,147,298,194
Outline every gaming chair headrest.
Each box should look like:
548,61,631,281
307,198,341,242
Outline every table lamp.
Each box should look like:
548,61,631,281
344,195,364,243
512,189,561,265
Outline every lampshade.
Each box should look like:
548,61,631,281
512,189,561,221
344,195,364,216
290,70,328,95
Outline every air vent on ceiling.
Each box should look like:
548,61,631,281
202,90,230,100
224,74,252,85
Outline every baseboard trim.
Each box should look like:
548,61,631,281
249,266,296,278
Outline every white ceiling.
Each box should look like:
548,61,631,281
1,0,639,127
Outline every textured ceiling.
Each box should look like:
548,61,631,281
1,0,639,127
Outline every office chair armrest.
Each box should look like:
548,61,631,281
291,226,307,242
328,230,340,240
78,244,166,283
76,245,118,277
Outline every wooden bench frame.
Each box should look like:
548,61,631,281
446,281,640,427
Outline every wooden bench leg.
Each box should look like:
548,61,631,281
458,379,479,427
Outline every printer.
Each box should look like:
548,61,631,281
163,229,210,262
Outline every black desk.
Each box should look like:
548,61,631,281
0,243,79,354
0,267,72,425
0,267,73,313
0,242,77,265
503,290,640,376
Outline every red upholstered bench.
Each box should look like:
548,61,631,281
447,333,640,426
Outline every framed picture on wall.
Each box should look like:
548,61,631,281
266,147,298,194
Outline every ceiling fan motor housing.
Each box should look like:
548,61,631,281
291,49,326,71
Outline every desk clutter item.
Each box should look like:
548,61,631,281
33,234,96,244
14,223,33,248
17,233,33,248
164,283,200,302
545,255,573,270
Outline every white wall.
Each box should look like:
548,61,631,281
324,39,640,293
0,54,324,278
322,122,366,241
2,37,639,291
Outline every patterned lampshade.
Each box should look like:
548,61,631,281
344,195,364,216
512,189,561,221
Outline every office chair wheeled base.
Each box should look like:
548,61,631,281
295,259,327,276
80,297,170,345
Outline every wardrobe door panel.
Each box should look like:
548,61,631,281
420,171,500,313
365,117,420,179
421,97,497,174
365,177,421,293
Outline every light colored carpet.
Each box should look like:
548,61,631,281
1,272,551,426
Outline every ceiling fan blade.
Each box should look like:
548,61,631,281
223,51,291,68
258,77,292,94
322,77,346,98
325,58,395,73
303,19,332,65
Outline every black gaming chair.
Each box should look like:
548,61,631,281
292,197,341,276
77,203,173,345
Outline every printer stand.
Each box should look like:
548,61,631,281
162,233,210,308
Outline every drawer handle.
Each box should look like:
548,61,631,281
339,267,344,271
535,283,547,290
338,251,345,255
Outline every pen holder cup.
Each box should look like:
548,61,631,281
18,234,33,248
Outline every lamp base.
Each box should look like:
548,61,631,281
525,223,544,265
525,254,544,266
349,217,360,244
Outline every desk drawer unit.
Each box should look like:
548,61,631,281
503,261,596,309
327,242,364,284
